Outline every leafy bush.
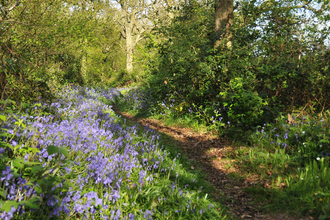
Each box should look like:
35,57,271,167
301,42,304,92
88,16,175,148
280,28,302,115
217,77,268,128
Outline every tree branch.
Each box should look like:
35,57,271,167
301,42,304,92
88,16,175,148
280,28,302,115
8,0,22,12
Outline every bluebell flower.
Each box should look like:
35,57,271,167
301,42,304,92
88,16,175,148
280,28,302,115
1,166,13,182
0,148,5,154
284,133,288,139
128,213,135,220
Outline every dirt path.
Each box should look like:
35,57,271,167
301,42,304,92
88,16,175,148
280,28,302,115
113,104,312,220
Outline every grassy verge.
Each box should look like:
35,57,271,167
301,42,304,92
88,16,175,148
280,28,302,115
117,87,330,219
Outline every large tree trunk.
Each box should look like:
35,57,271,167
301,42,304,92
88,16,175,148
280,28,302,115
126,50,133,74
214,0,234,50
126,25,133,73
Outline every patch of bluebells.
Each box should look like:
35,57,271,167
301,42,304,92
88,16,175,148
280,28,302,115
249,115,330,162
120,88,155,113
1,86,222,219
0,86,165,219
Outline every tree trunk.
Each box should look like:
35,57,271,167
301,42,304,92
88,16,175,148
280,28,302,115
214,0,234,50
81,55,88,84
126,49,133,74
126,26,133,74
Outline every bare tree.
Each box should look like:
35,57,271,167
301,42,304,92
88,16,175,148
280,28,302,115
110,0,184,74
110,0,157,73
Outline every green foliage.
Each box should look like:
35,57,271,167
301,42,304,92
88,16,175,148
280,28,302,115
235,111,330,217
144,0,216,107
142,0,330,137
218,77,268,128
110,69,143,88
0,113,70,218
54,53,84,85
116,84,330,219
143,0,270,134
1,0,126,103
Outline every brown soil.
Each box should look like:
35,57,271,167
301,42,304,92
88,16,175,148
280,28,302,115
112,104,314,220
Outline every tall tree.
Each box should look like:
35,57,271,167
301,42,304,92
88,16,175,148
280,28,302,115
214,0,238,49
214,0,330,50
109,0,183,74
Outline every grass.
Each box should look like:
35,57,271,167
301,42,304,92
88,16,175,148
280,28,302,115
117,87,330,219
116,91,214,135
0,86,228,219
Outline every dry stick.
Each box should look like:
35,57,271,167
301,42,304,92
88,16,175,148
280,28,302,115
294,102,309,119
309,101,316,114
320,101,327,120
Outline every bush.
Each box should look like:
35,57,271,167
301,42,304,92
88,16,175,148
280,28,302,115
218,77,268,128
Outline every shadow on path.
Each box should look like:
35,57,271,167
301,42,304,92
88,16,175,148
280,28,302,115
113,104,312,220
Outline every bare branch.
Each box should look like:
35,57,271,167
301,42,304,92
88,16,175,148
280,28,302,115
292,0,313,9
8,0,22,12
0,19,33,25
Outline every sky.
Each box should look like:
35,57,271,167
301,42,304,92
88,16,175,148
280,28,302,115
251,0,330,50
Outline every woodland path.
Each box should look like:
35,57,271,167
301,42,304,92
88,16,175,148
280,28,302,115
112,104,313,220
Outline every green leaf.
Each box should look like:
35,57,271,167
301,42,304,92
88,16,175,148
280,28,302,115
0,133,11,138
316,193,330,197
31,166,44,173
59,148,68,157
13,159,24,169
0,189,5,199
0,201,20,212
34,185,42,194
33,103,41,108
47,145,60,155
21,200,40,209
0,115,6,121
0,142,12,148
319,139,329,144
22,161,40,166
12,172,19,178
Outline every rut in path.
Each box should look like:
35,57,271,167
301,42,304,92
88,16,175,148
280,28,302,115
113,104,312,220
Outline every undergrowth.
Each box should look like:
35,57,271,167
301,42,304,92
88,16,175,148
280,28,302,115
118,87,330,219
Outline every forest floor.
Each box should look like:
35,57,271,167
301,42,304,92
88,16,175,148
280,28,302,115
113,104,314,220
